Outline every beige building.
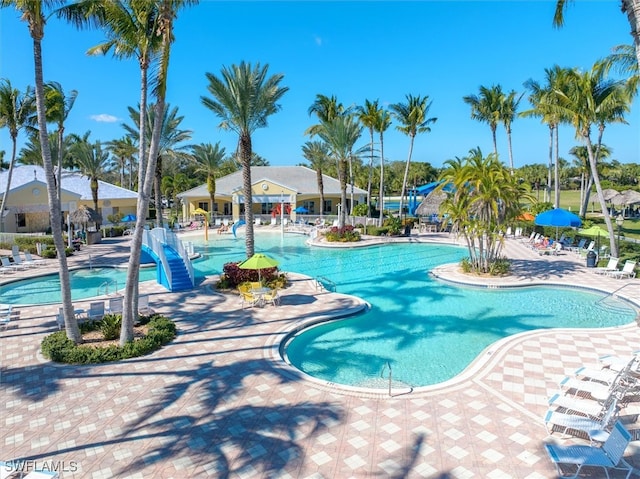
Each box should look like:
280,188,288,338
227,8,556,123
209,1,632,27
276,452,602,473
0,165,139,233
177,166,367,222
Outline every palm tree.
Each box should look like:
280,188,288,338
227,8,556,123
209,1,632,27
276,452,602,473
123,103,192,227
3,0,81,343
301,140,330,217
202,61,288,258
106,135,137,188
569,144,612,210
317,115,363,228
72,139,109,213
522,66,570,206
463,85,504,157
389,94,437,217
499,90,523,171
374,109,392,226
356,99,383,217
439,148,529,273
0,79,35,232
553,0,640,70
305,94,351,137
553,63,632,258
43,81,78,215
191,142,226,216
603,44,639,95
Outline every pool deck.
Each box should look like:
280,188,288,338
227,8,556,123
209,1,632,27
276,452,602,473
2,231,640,478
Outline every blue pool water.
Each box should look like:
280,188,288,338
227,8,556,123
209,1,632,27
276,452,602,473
1,232,636,389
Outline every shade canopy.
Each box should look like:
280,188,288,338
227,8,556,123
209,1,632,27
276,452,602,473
70,205,100,225
517,212,535,221
239,253,279,282
293,206,309,213
534,208,582,228
415,190,447,217
121,214,136,222
602,188,620,202
578,225,609,238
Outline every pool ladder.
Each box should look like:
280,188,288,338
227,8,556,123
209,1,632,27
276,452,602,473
315,276,336,292
97,280,118,296
381,361,393,397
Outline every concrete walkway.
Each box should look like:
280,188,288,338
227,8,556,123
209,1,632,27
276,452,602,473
1,233,640,478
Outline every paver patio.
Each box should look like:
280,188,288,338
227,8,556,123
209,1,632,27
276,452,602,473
2,232,640,478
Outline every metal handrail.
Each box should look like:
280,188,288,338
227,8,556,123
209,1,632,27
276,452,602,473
143,227,195,288
97,279,118,296
315,276,336,292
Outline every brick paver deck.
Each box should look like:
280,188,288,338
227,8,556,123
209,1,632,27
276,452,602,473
1,233,640,478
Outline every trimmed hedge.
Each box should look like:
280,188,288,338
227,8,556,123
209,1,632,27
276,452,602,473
41,314,176,364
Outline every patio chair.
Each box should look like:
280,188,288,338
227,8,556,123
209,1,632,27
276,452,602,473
23,251,45,267
568,238,586,253
87,301,105,321
544,395,619,439
607,260,637,280
545,420,635,479
106,296,124,315
12,252,36,269
263,287,280,306
238,283,258,309
593,257,619,275
559,375,619,402
548,393,606,420
0,305,12,331
1,256,24,272
138,295,152,315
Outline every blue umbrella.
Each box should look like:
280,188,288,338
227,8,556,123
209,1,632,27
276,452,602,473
293,206,309,213
121,214,136,222
534,208,582,227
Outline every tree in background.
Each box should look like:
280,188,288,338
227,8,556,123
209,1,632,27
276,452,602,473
71,138,110,222
301,140,330,218
191,142,226,216
106,135,137,189
499,89,523,171
463,85,503,157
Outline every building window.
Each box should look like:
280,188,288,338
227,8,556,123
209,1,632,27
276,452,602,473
304,201,315,214
224,203,231,216
261,202,274,215
16,213,26,228
197,202,209,212
323,200,332,214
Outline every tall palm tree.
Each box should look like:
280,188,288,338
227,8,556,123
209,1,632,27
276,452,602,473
553,0,640,70
356,99,383,217
305,94,351,137
317,115,363,228
301,140,330,218
106,135,137,188
202,61,288,258
463,85,504,157
43,81,77,214
374,109,392,226
71,139,109,219
569,144,612,209
603,44,639,95
390,94,437,217
123,103,192,227
191,142,226,215
2,0,81,343
0,79,35,232
499,90,523,171
522,66,570,206
553,63,632,258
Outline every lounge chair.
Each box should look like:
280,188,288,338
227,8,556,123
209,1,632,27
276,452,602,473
23,251,45,267
106,296,124,315
87,301,105,321
559,376,619,402
12,252,36,269
594,257,619,275
0,305,12,331
545,420,635,479
138,294,152,315
568,238,586,253
544,395,619,439
1,257,24,272
22,470,60,479
578,240,596,258
607,260,637,280
537,242,562,256
548,392,606,419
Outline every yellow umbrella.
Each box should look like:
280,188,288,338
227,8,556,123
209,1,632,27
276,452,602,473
193,208,209,240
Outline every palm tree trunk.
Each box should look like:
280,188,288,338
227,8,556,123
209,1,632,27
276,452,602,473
57,127,64,228
491,126,498,158
398,135,415,217
366,130,374,217
585,134,617,258
622,1,640,69
546,126,553,203
506,125,514,171
554,125,560,209
316,169,325,218
338,159,348,228
155,156,164,228
378,131,385,227
0,135,17,232
240,133,255,258
348,155,354,217
33,36,80,343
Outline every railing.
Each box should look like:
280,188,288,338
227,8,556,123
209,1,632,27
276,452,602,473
315,276,336,292
97,280,118,296
143,227,195,288
381,361,393,397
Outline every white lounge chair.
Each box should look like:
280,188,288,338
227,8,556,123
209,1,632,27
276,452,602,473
548,392,606,420
12,252,36,269
23,251,46,267
23,470,60,479
0,305,12,331
568,238,587,253
87,301,105,321
608,260,637,280
545,420,635,479
107,296,124,315
544,396,619,439
594,257,619,275
559,376,619,402
1,256,24,272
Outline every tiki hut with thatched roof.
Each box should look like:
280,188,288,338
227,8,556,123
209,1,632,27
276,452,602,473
415,190,448,217
69,205,102,244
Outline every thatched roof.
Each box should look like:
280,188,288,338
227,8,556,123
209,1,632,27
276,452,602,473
70,205,100,224
415,190,448,216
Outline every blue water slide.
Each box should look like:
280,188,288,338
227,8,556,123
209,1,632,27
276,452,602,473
232,220,246,238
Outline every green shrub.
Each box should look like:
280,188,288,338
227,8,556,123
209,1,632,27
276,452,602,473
216,261,280,288
99,314,122,340
40,314,177,364
489,258,511,276
460,257,472,273
324,225,361,242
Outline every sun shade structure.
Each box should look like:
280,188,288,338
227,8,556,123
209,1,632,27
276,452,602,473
415,190,448,217
517,212,535,221
534,208,582,228
239,253,279,283
293,206,309,213
121,214,136,222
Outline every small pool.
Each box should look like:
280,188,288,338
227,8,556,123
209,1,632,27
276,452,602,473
0,266,158,304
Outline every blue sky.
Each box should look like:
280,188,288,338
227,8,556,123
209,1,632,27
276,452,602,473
2,1,639,170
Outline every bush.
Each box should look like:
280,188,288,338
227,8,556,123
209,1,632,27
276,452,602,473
99,314,122,340
41,314,177,364
324,225,361,242
216,261,282,288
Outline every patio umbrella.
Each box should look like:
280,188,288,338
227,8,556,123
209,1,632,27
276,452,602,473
121,214,136,222
293,206,309,214
239,253,279,283
535,208,582,240
517,212,535,221
578,225,610,251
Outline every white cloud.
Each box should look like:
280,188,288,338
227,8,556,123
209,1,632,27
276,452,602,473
314,35,323,46
90,114,118,123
